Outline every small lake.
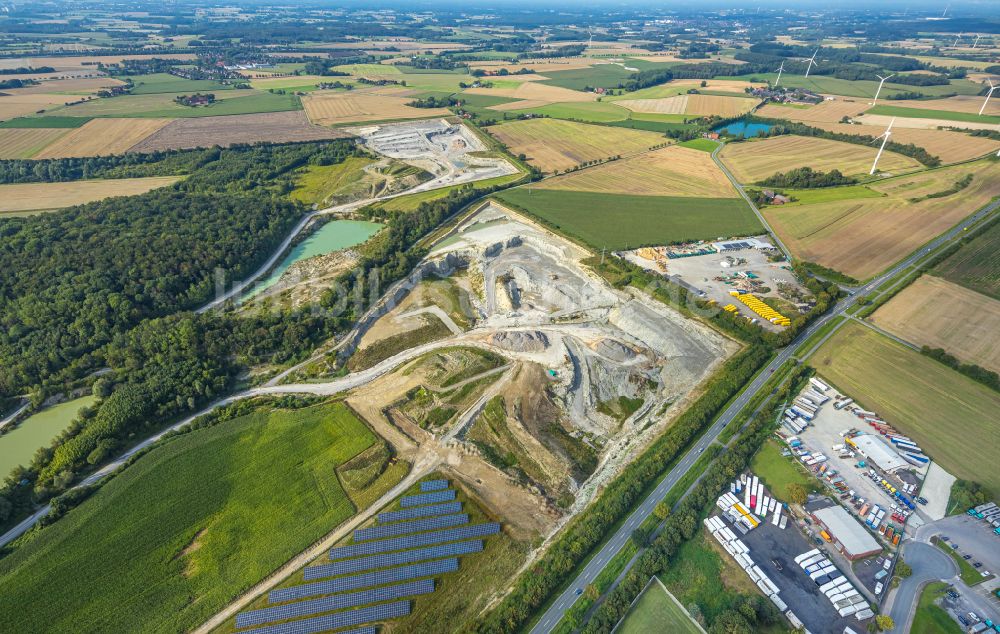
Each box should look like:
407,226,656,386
0,396,96,475
247,219,382,298
714,121,773,138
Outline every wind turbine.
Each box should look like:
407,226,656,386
952,33,963,48
872,73,895,107
870,118,895,176
587,28,593,51
980,79,996,116
972,34,981,49
775,61,785,87
804,50,818,78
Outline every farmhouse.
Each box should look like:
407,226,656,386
810,505,882,560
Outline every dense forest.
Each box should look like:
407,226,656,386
0,141,359,397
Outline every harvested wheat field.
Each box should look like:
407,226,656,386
765,160,1000,280
129,111,350,152
883,95,1000,116
302,93,448,125
856,113,1000,132
0,93,80,120
812,122,1000,163
617,94,758,117
466,81,597,103
870,275,1000,373
34,118,172,158
0,128,69,159
9,77,125,95
719,134,921,183
757,99,871,123
0,176,181,214
0,54,195,72
488,118,664,173
488,99,552,111
608,79,763,101
535,145,737,197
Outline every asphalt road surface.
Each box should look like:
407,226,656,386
529,197,1000,634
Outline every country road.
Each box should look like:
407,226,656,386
528,195,1000,633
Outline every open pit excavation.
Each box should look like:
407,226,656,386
348,119,519,194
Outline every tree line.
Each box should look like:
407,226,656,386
759,167,857,188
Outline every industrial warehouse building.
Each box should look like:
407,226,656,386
846,434,908,474
810,505,882,560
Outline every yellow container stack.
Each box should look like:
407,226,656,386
723,304,738,313
731,292,791,326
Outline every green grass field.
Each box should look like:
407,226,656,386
867,104,1000,125
717,74,982,99
0,401,401,634
768,184,884,206
0,116,92,128
49,91,301,118
750,439,819,501
494,189,762,251
499,100,633,123
678,138,719,152
932,219,1000,301
539,65,635,91
120,72,236,95
911,582,963,634
618,580,704,634
811,322,1000,497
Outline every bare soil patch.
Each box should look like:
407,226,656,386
128,110,349,151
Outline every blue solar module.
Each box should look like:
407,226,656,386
400,490,456,508
419,480,449,492
378,501,462,524
270,558,458,603
237,579,434,628
330,523,500,560
354,514,469,542
241,601,410,634
304,540,483,580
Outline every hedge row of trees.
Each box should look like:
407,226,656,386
759,167,856,188
473,344,772,633
921,347,1000,392
581,366,814,633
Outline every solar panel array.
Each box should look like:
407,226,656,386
242,601,411,634
400,490,456,508
378,501,462,524
354,513,469,542
305,539,484,580
238,579,435,628
330,523,500,560
420,479,449,492
270,558,459,603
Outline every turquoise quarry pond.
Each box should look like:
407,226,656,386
713,121,773,138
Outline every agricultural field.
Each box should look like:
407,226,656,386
872,95,1000,116
809,122,1000,164
870,275,1000,373
487,118,663,172
718,134,921,183
606,79,763,101
810,321,1000,497
932,219,1000,301
533,63,635,91
489,100,632,123
33,118,171,157
466,80,597,104
128,111,348,152
617,579,704,634
0,92,81,121
0,177,181,214
756,98,871,124
44,90,301,119
867,104,1000,125
494,189,761,250
765,160,1000,280
0,128,69,158
718,73,984,99
0,401,406,634
302,92,448,125
123,72,235,94
615,94,759,118
533,145,737,197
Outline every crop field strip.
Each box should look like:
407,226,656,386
808,122,1000,164
354,513,469,542
329,523,500,560
33,117,171,158
237,579,435,628
241,600,411,634
0,128,70,159
419,479,449,492
378,501,463,524
303,540,484,579
400,489,456,507
0,177,183,214
932,219,1000,301
270,558,459,603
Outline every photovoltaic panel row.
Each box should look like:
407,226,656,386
241,601,410,634
304,540,483,580
330,523,500,560
400,490,456,508
354,513,469,542
419,480,449,492
270,558,458,603
238,579,435,628
378,501,462,524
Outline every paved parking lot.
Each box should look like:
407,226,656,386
727,506,874,632
923,514,1000,588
